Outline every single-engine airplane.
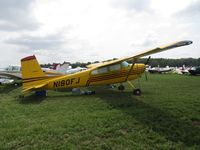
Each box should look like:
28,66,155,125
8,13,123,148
148,65,172,74
21,40,192,96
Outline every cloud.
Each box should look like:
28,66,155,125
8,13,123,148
111,0,151,12
175,0,200,25
175,0,200,46
0,0,38,31
179,0,200,17
4,32,66,50
0,0,199,67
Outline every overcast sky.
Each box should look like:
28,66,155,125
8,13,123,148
0,0,199,67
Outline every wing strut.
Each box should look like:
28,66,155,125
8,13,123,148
124,58,137,82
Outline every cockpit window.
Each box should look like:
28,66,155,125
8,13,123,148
98,67,108,74
91,69,98,75
91,67,108,75
121,61,129,68
91,62,129,75
109,64,121,71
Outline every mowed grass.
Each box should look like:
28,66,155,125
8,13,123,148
0,74,200,150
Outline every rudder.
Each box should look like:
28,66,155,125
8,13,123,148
21,55,45,79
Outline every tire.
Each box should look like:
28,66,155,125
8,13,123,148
133,89,141,96
14,83,19,86
118,85,125,91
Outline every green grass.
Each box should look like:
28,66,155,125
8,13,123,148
0,74,200,150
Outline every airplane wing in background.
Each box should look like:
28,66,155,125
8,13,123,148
0,72,22,79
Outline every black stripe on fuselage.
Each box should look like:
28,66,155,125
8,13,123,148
86,68,144,86
22,76,57,83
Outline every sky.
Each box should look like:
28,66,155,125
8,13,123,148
0,0,199,67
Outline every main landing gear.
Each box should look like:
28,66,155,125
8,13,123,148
127,81,142,96
117,82,142,96
118,84,125,91
133,88,141,96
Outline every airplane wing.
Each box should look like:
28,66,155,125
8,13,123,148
91,40,192,68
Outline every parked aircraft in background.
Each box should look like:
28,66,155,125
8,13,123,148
65,67,87,74
20,40,192,97
189,66,200,75
0,77,14,85
147,65,172,74
172,65,191,75
0,65,22,79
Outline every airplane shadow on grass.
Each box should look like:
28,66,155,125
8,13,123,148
96,90,200,147
17,94,46,104
16,88,200,147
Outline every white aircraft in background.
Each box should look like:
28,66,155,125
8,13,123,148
147,65,172,74
0,63,87,80
172,65,190,75
44,64,87,74
65,67,87,74
0,65,22,79
0,77,14,85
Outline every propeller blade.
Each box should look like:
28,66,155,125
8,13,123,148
145,56,151,65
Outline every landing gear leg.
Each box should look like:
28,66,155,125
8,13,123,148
127,81,142,96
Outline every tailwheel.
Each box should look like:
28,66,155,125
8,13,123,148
118,84,125,91
133,89,141,96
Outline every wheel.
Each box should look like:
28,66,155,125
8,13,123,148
14,83,19,86
133,89,141,96
118,85,125,91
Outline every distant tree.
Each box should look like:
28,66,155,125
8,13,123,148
40,58,200,68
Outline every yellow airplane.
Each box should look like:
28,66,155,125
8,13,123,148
21,40,192,96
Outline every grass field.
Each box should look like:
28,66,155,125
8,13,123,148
0,74,200,150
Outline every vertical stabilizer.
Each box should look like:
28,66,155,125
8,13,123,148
21,55,45,79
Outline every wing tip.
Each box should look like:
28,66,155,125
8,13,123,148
178,40,193,46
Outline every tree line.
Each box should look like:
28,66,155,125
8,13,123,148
137,58,200,67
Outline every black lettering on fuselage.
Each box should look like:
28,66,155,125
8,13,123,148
66,79,70,85
71,78,75,84
76,77,80,84
53,77,81,88
61,80,65,86
54,81,59,87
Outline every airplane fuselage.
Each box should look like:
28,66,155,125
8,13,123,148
22,63,146,91
40,63,146,90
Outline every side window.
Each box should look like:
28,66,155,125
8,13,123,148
98,67,108,74
91,69,98,75
91,67,108,75
109,64,121,71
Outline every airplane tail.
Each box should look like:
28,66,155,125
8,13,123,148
21,55,46,91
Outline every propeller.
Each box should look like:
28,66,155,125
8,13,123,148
145,56,151,65
144,56,151,81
